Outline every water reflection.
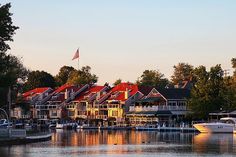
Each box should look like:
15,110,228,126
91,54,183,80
193,133,236,154
51,130,193,146
1,130,236,157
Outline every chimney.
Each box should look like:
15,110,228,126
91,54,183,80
125,88,130,99
65,89,69,100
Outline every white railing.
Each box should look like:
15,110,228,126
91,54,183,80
130,105,187,112
36,115,48,119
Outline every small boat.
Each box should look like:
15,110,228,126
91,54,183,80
55,123,64,129
193,117,236,133
0,119,12,128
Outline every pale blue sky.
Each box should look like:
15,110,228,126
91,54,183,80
2,0,236,84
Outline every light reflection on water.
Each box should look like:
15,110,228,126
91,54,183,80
1,130,236,157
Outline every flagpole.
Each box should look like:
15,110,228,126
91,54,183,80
78,47,80,70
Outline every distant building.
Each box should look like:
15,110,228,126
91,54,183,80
127,87,190,127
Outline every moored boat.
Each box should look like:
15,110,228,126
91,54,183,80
193,117,236,133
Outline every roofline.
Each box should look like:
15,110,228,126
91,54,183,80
147,88,168,101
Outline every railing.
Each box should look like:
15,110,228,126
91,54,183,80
130,105,187,112
96,115,107,119
77,115,87,119
36,115,48,119
10,129,26,138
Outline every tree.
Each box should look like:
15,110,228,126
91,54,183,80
55,65,75,86
222,58,236,110
67,66,98,85
0,3,19,52
0,3,27,108
171,63,194,85
113,79,122,86
137,69,169,89
188,65,225,119
24,70,56,91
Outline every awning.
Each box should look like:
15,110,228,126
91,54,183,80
136,97,162,103
126,110,172,116
171,111,189,115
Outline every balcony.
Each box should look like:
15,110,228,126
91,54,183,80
130,105,187,112
36,115,48,119
96,115,107,119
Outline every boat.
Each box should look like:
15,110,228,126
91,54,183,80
193,117,236,133
55,123,64,129
0,119,12,128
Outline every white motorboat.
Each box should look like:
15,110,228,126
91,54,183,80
55,123,64,129
193,117,236,133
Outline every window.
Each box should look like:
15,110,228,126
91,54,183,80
68,111,74,116
112,111,118,116
51,111,57,117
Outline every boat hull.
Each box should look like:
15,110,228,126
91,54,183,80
193,123,234,133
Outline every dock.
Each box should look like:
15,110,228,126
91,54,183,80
135,126,198,133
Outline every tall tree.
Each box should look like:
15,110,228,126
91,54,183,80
113,79,122,86
24,70,56,91
171,63,194,85
137,70,169,89
0,3,19,52
223,58,236,110
188,65,225,119
67,66,98,85
55,65,75,86
0,3,27,108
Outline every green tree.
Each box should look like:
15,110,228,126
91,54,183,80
67,66,98,85
137,69,169,89
188,65,225,119
113,79,122,86
171,63,194,85
222,58,236,110
55,65,75,86
24,70,56,91
0,3,27,108
0,3,19,52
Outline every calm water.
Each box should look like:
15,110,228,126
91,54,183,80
1,130,236,157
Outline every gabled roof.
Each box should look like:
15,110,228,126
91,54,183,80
73,85,106,102
23,87,50,98
107,83,138,101
156,88,190,100
138,86,154,96
48,84,82,102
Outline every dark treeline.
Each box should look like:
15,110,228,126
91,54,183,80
0,3,236,120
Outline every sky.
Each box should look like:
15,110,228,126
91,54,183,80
2,0,236,84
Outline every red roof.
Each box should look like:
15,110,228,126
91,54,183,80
49,84,83,102
107,83,138,101
23,87,50,98
73,85,105,102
